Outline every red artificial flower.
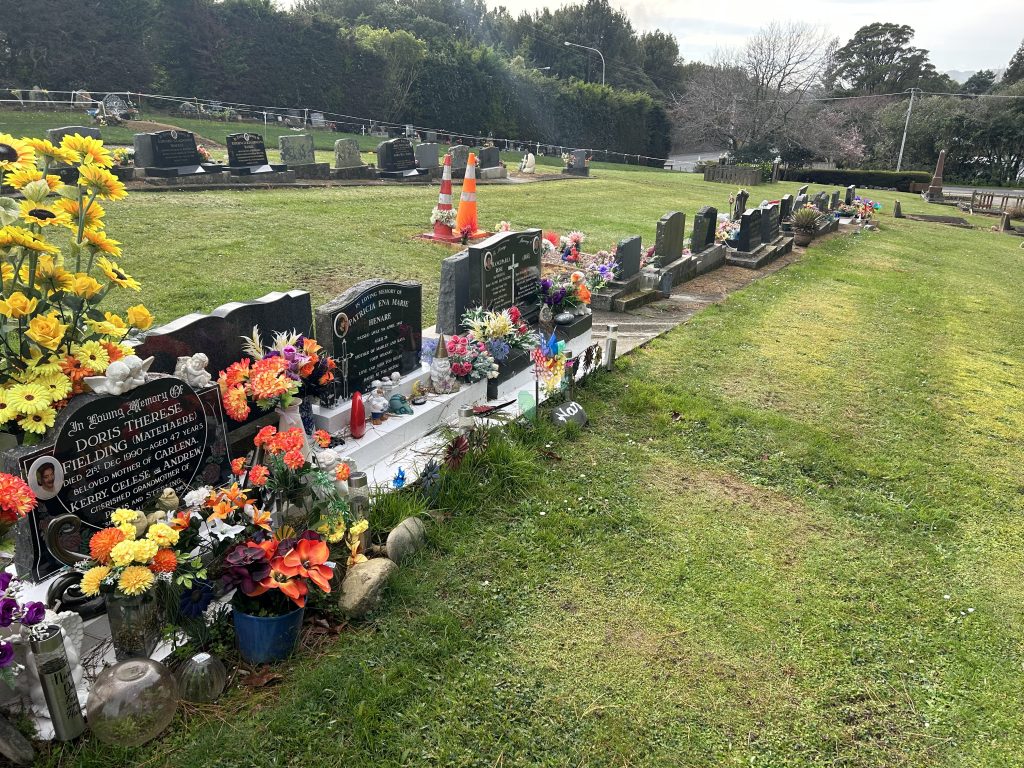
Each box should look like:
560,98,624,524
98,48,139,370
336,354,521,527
314,429,331,448
231,457,246,476
149,549,177,573
248,464,270,487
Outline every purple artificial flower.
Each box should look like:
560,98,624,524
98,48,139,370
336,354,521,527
21,601,45,626
0,641,12,668
0,598,17,628
282,345,298,361
540,278,552,292
220,545,271,594
0,573,11,593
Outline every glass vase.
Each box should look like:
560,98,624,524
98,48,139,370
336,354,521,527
104,592,160,661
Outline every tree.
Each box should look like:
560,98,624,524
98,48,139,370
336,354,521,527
354,25,427,121
827,23,941,94
638,30,683,96
963,70,996,94
1004,38,1024,86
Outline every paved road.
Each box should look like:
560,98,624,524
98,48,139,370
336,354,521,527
665,150,727,172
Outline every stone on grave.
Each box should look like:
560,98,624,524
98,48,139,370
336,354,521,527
616,236,643,280
893,200,904,218
691,206,718,254
797,184,809,196
414,143,439,170
278,134,315,165
735,209,763,252
998,212,1011,231
449,145,470,176
732,189,749,221
830,190,841,211
779,194,794,221
845,185,856,205
339,558,396,618
314,280,423,397
8,376,230,581
654,211,686,268
386,517,426,565
478,147,500,169
226,132,278,174
333,138,364,169
376,138,427,179
436,230,543,334
759,203,780,244
45,125,101,147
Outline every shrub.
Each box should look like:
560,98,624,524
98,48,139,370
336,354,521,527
1008,205,1024,221
783,168,931,191
791,207,821,232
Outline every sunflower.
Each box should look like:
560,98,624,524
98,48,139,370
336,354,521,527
90,312,128,337
18,406,56,434
80,566,111,597
6,383,52,415
35,373,72,401
54,197,105,230
0,134,34,173
60,134,112,168
77,165,126,201
19,201,70,228
96,256,139,289
4,168,42,190
118,565,155,596
79,229,122,257
89,527,125,564
24,138,76,166
0,225,59,254
72,341,110,374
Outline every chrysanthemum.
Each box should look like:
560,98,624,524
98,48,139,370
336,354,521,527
18,406,57,434
117,522,136,540
249,369,292,400
282,449,305,470
335,462,351,482
0,134,34,173
131,538,159,564
230,457,246,475
248,464,270,486
145,522,179,548
0,473,36,519
54,197,105,230
7,383,52,416
80,229,123,258
223,385,250,421
149,549,177,573
72,341,110,374
77,165,126,200
89,527,125,565
60,134,112,168
111,508,139,526
314,429,331,448
80,566,111,597
118,565,155,596
109,540,136,567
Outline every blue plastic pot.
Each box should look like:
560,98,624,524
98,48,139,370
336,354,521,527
233,606,305,664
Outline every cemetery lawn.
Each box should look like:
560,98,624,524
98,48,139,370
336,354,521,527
38,169,1024,766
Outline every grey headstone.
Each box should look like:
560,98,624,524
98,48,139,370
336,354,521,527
759,204,780,244
436,251,472,335
279,134,315,165
998,212,1011,231
814,193,828,213
794,193,809,212
830,190,841,211
779,195,794,220
334,138,363,169
45,125,101,145
732,189,749,221
654,211,685,267
133,133,156,169
893,200,904,218
797,184,809,196
616,236,643,279
571,149,587,168
425,131,437,142
845,185,856,205
736,209,762,252
414,143,439,170
449,145,469,173
691,206,718,254
478,146,500,169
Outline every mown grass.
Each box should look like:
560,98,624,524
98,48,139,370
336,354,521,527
8,119,1021,764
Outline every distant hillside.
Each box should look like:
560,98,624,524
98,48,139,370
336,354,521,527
944,68,1006,83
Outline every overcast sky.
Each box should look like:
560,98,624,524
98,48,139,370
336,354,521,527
487,0,1022,72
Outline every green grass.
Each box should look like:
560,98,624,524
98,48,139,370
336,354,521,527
21,154,1024,766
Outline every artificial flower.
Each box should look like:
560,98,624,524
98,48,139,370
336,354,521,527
314,429,331,448
223,385,250,421
249,507,272,531
6,383,51,416
60,133,112,168
71,273,103,299
248,464,269,487
90,312,128,336
0,473,36,522
80,566,111,597
25,312,68,351
80,228,123,257
0,395,14,425
149,549,177,573
169,510,192,531
109,540,136,567
35,373,73,401
54,197,105,230
23,138,75,166
117,522,137,540
277,537,333,592
72,341,110,374
0,134,34,172
283,449,305,470
179,580,213,618
19,407,56,434
231,457,246,475
88,527,125,564
111,508,139,526
95,256,139,289
118,565,155,596
146,522,179,548
335,463,351,482
0,292,38,319
18,201,69,228
131,538,159,563
125,304,154,330
77,165,126,200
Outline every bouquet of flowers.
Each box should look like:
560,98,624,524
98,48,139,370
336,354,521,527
532,333,569,394
577,251,617,292
461,306,539,362
421,335,499,381
196,144,212,163
494,221,512,232
560,231,585,263
218,328,336,422
0,471,36,540
221,530,334,614
111,147,134,167
715,218,740,243
540,274,588,313
541,231,559,259
561,152,574,168
430,206,456,228
0,132,152,440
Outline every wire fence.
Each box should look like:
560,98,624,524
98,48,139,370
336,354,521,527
0,87,671,167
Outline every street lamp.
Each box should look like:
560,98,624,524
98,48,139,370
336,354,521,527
564,40,605,86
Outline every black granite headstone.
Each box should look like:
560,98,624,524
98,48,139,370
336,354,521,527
797,184,809,196
616,236,642,279
314,280,422,397
845,185,856,205
732,189,749,221
377,138,416,171
735,209,762,252
227,132,269,167
477,147,500,169
830,190,841,211
654,211,685,267
691,206,718,254
468,229,543,320
135,130,224,177
779,195,794,220
759,204,780,244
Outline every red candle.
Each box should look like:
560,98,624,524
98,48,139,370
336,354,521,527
350,390,366,439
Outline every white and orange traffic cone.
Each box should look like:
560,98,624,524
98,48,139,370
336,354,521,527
434,153,454,237
454,152,479,236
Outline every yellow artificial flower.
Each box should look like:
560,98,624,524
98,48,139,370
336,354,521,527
72,341,110,374
1,264,12,283
0,291,38,318
91,312,128,336
79,228,122,257
61,134,113,168
35,373,72,401
6,382,52,415
4,168,42,190
72,273,103,299
109,540,136,567
24,138,76,166
0,391,15,424
125,304,154,331
19,201,70,228
0,134,34,172
77,165,126,200
117,522,137,540
21,349,62,379
349,519,369,537
111,508,140,526
131,538,159,564
38,267,75,295
0,225,59,254
18,179,53,205
18,406,56,435
54,197,105,230
145,522,179,547
118,565,155,596
26,312,68,350
95,257,138,289
80,566,111,597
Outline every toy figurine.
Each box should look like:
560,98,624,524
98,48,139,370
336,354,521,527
85,355,154,395
388,393,414,415
366,381,389,425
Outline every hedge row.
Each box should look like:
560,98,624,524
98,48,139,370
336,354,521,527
782,168,932,191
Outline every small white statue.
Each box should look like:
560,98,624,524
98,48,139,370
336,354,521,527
366,382,389,425
85,355,154,395
174,352,213,388
520,152,536,174
315,448,349,497
381,371,400,397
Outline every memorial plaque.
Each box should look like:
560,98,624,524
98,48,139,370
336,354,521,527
12,377,229,580
551,400,588,427
377,138,417,172
227,132,269,168
467,229,542,322
315,280,422,397
150,130,202,168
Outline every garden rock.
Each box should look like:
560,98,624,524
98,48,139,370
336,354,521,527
0,713,35,766
339,558,397,618
386,517,426,565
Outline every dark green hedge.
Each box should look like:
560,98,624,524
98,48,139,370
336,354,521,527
782,168,931,191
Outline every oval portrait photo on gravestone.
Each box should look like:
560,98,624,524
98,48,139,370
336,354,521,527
333,311,351,339
484,252,494,271
27,455,64,501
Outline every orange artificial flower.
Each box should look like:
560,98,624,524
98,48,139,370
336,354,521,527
335,463,351,482
88,527,125,565
248,464,270,487
250,507,272,531
218,359,251,392
282,449,305,470
231,457,246,475
169,510,192,531
149,548,178,573
314,429,331,448
253,425,277,448
577,285,592,304
277,537,333,592
223,385,250,422
259,563,308,608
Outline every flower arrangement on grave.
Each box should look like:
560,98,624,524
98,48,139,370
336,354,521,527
494,221,512,232
854,197,880,219
196,144,212,163
218,328,336,422
641,245,656,269
539,274,589,313
111,147,134,167
0,471,35,540
421,335,499,382
835,202,860,218
532,333,569,394
540,231,559,260
0,573,46,683
561,152,574,168
461,306,539,363
560,231,585,263
577,251,618,292
221,531,334,615
0,133,152,441
430,206,456,228
790,206,822,233
715,218,740,243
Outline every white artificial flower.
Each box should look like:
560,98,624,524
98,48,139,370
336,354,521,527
184,486,211,508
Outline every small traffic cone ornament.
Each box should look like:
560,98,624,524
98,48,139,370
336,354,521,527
434,153,454,237
454,152,479,237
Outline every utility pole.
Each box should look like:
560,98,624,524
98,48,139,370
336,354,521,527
564,41,606,86
896,88,917,172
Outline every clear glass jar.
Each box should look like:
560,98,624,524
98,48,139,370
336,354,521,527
86,658,178,746
104,592,160,661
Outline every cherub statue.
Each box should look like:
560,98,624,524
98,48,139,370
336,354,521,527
174,353,213,388
85,356,154,395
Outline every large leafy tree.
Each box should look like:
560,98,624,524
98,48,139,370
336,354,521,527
963,70,996,94
827,23,945,94
1003,38,1024,86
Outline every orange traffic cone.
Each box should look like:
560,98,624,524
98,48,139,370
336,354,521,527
433,154,454,237
454,152,479,236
